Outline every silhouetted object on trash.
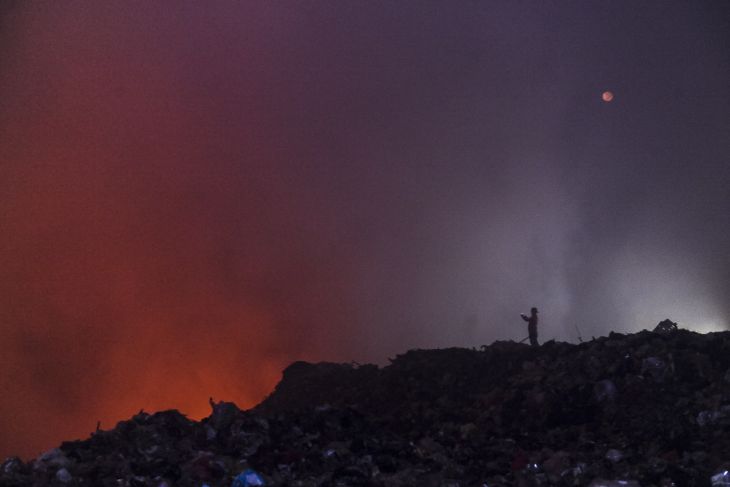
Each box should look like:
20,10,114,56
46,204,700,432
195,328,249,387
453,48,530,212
521,307,539,347
653,319,678,335
574,323,584,343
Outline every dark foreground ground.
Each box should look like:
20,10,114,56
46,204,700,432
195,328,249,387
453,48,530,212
2,326,730,486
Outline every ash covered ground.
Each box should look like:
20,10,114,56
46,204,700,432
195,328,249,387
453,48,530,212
3,323,730,486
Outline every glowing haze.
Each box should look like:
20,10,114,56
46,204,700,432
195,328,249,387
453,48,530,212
1,1,728,459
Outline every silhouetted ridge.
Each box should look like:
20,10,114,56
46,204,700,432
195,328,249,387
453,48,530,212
3,327,730,486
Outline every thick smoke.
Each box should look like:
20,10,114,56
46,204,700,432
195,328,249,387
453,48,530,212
0,1,728,458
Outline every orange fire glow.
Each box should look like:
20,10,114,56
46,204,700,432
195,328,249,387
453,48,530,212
0,3,356,459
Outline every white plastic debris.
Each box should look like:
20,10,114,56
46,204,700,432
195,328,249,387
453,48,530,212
711,470,730,486
588,479,640,487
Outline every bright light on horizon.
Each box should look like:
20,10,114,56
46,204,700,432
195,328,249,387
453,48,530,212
687,320,727,334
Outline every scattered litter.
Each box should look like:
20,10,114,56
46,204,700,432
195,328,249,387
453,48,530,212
1,323,728,485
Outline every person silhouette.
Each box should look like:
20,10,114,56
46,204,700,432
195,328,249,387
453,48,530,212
520,307,539,347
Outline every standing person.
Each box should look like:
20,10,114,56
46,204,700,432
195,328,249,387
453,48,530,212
521,307,539,347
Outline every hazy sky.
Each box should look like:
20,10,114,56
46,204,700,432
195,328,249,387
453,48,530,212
1,1,728,459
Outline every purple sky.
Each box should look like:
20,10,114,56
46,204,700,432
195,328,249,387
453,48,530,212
0,0,728,459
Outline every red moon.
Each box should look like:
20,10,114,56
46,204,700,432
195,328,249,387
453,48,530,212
602,91,614,102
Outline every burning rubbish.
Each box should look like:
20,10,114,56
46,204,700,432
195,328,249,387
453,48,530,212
1,325,730,485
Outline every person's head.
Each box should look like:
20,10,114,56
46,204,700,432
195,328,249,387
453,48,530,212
531,307,538,315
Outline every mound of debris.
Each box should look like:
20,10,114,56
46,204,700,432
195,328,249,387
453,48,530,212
3,322,730,486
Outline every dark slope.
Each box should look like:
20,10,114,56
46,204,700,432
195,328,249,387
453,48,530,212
2,328,730,486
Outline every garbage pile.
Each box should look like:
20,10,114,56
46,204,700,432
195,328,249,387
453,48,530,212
2,323,730,486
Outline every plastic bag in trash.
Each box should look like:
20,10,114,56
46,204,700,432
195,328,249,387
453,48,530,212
711,470,730,486
232,469,265,487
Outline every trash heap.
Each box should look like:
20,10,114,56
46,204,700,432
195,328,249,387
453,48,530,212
3,323,730,486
